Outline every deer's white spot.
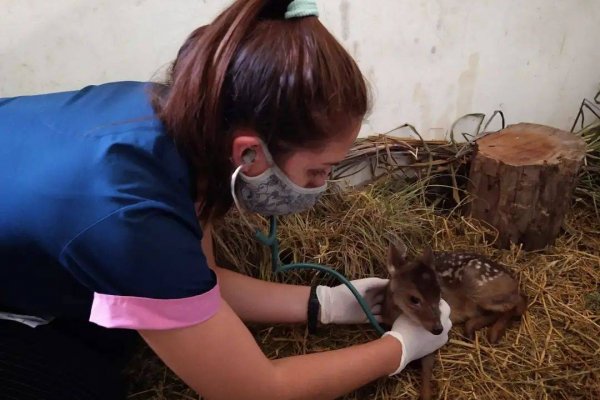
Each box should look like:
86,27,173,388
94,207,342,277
455,269,463,281
439,269,453,277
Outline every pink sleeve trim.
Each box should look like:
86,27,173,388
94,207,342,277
89,284,221,330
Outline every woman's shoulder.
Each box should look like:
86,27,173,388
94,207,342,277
1,81,165,136
0,81,196,253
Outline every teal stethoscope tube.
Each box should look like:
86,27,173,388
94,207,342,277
255,215,386,336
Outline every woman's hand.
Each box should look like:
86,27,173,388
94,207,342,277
383,299,452,375
316,277,389,324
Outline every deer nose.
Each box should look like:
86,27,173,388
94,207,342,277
431,326,443,335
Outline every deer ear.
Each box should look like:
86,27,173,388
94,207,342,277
421,246,434,265
387,241,408,275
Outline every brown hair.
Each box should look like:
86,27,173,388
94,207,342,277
154,0,369,222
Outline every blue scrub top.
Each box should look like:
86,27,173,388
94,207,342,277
0,82,220,330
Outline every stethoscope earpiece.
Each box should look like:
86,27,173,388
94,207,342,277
241,148,257,166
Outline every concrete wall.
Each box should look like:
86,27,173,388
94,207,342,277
1,0,599,138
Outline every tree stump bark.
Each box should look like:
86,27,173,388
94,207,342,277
467,123,587,251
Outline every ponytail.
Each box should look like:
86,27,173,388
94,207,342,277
154,0,368,222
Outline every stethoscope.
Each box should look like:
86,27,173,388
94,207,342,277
231,153,386,336
254,215,386,335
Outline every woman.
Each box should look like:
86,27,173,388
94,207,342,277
0,1,451,399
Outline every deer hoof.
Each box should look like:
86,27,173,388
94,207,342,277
464,325,476,340
488,330,500,344
488,326,506,344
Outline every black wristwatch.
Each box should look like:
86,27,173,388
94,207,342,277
307,283,320,334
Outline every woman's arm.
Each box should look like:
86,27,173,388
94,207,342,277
201,223,311,324
139,300,402,400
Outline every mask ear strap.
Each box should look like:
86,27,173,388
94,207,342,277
256,139,276,166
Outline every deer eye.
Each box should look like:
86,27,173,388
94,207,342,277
409,296,421,305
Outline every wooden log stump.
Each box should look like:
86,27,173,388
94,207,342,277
467,123,587,251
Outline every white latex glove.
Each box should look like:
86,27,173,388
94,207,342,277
383,299,452,375
316,277,388,324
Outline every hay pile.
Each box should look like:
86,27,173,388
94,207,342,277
331,133,472,211
125,175,600,399
574,121,600,214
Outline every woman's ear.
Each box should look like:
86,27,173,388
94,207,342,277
231,133,269,177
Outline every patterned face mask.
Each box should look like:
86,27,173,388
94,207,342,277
230,143,327,216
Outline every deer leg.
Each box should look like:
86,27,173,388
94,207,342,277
464,313,501,340
489,295,528,344
487,310,513,344
419,353,435,400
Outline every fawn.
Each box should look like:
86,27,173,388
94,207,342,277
381,240,527,400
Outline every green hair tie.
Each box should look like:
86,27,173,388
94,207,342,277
284,0,319,19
